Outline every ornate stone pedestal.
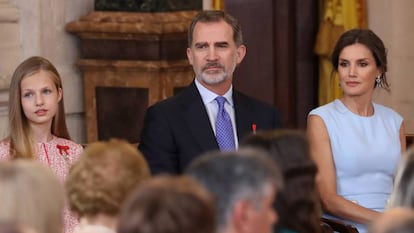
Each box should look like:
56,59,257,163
66,10,197,143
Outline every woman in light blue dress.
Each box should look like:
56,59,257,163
307,29,406,233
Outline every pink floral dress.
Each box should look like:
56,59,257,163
0,135,83,233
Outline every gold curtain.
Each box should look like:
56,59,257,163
212,0,224,10
314,0,367,105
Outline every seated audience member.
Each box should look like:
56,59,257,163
66,139,151,233
0,221,36,233
241,129,322,233
388,146,414,208
369,208,414,233
0,160,64,233
118,175,215,233
185,148,283,233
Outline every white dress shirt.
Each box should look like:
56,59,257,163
195,79,239,149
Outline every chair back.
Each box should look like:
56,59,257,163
321,221,334,233
321,217,359,233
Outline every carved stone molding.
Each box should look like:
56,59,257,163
0,2,19,23
0,73,10,90
77,59,193,142
66,10,198,142
0,2,19,91
66,10,198,61
66,10,198,37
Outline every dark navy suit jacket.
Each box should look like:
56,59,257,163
138,81,281,174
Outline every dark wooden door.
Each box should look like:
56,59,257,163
225,0,319,128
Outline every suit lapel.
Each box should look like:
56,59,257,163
233,91,254,141
180,82,219,151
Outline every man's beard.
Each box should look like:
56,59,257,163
199,61,236,85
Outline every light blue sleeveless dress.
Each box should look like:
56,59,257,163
309,99,403,233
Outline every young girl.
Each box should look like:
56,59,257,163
0,56,83,233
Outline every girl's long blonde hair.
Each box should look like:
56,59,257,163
8,56,70,159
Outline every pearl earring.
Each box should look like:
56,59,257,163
375,75,381,87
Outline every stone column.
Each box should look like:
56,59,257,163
0,0,21,137
368,0,414,134
0,0,20,90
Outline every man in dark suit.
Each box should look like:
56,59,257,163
138,10,281,174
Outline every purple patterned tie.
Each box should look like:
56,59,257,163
215,96,235,151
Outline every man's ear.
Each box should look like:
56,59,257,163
232,200,251,233
236,44,246,65
187,47,194,65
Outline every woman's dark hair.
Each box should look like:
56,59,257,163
241,129,321,233
331,29,389,90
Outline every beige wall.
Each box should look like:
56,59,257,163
368,0,414,134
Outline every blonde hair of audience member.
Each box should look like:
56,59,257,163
66,139,151,232
7,56,70,158
0,160,64,233
369,208,414,233
241,129,322,233
389,146,414,208
118,175,215,233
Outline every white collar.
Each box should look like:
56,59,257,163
195,79,234,106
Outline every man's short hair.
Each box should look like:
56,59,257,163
187,10,243,47
185,148,282,229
